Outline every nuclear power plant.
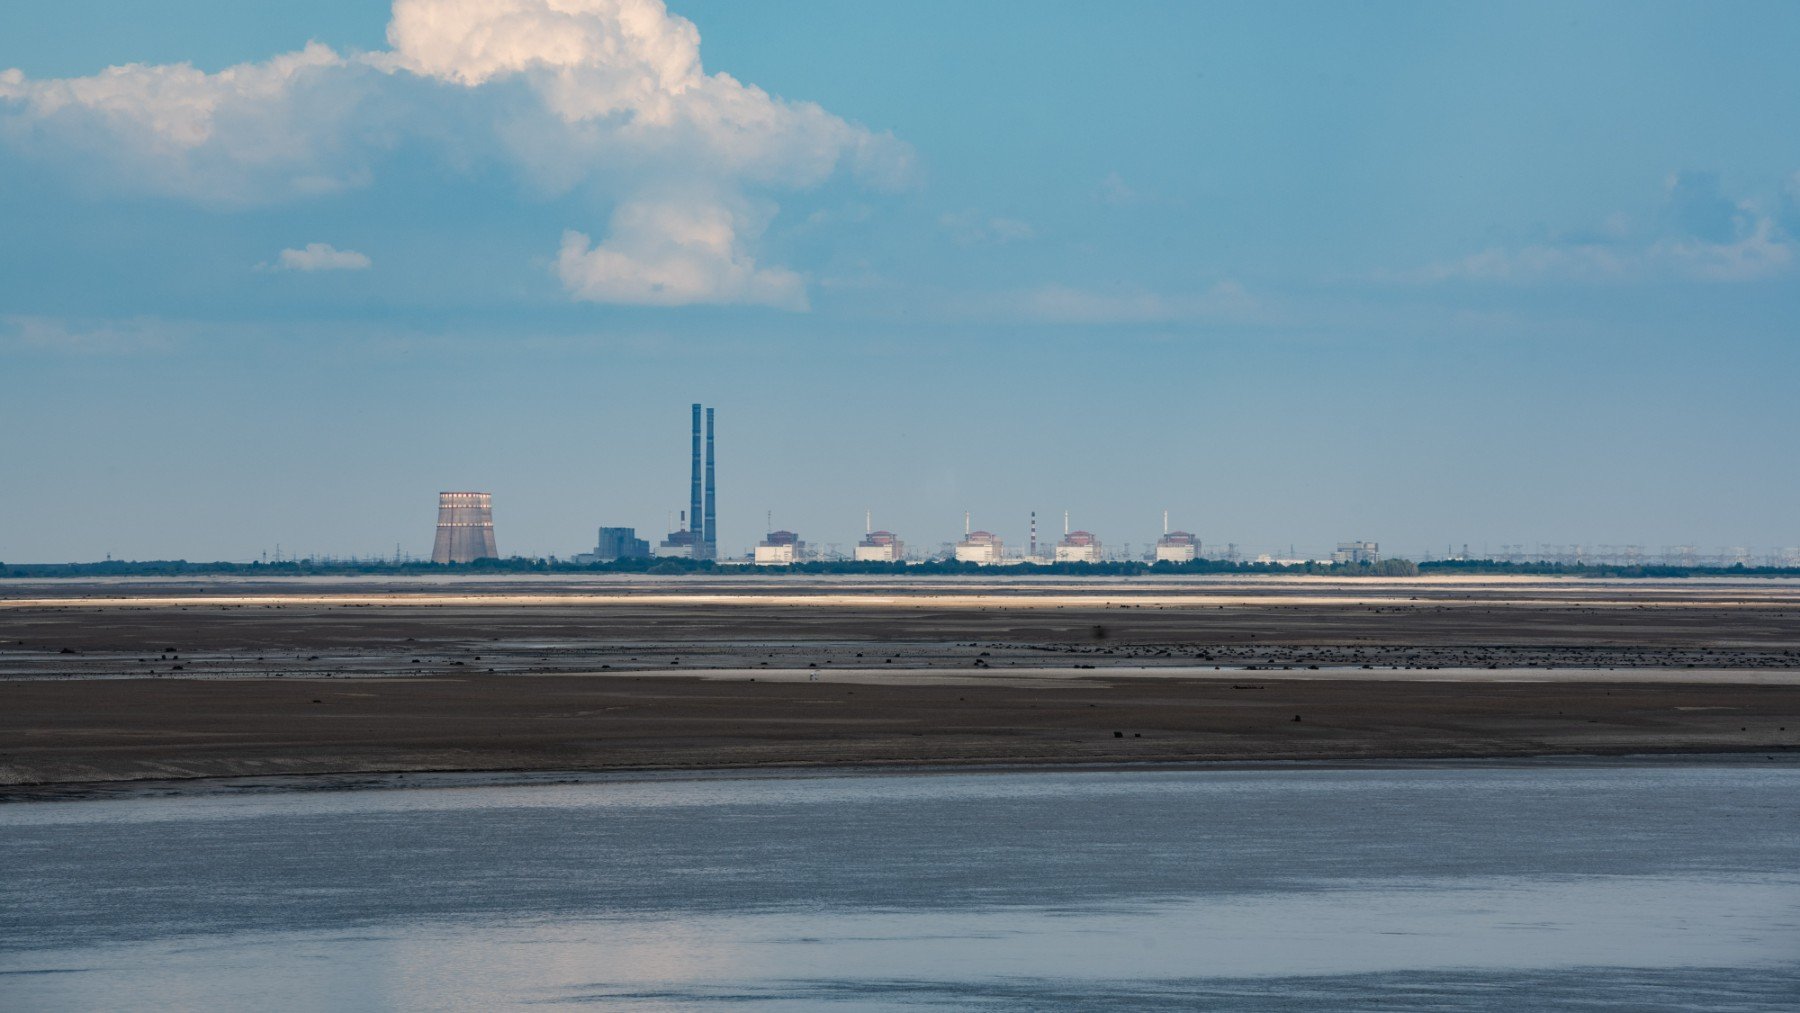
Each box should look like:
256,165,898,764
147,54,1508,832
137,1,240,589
411,403,1348,567
431,492,497,563
416,402,1242,566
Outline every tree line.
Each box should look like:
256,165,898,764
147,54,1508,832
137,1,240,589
12,556,1800,578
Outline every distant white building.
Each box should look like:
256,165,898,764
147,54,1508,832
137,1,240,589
1050,512,1100,563
754,530,802,565
954,530,1004,564
953,512,1004,565
1054,530,1101,563
855,530,904,562
1155,530,1200,563
654,531,697,559
1332,541,1380,564
853,511,905,562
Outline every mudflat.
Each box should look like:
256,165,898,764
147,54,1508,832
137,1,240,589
3,574,1798,795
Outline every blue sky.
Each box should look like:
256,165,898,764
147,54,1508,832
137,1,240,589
2,0,1797,562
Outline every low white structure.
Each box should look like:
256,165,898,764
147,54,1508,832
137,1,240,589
1155,532,1199,563
955,532,1003,564
855,532,904,562
755,530,802,565
1052,512,1100,563
1332,540,1380,564
654,512,698,558
1154,511,1199,562
1054,531,1101,563
754,543,796,564
953,512,1004,564
855,511,905,562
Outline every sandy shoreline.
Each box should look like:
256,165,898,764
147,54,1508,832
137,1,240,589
5,575,1796,797
11,751,1799,805
5,670,1797,798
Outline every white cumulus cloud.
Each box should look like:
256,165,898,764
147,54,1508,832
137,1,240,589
556,198,805,310
270,243,372,272
0,0,911,308
0,43,379,205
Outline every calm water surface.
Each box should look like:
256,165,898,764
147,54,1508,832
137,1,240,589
2,762,1798,1010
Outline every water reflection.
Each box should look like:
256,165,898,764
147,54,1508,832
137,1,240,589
3,762,1798,1010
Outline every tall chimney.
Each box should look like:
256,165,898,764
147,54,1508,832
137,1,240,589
703,406,716,559
1030,511,1037,557
964,511,971,536
689,404,702,548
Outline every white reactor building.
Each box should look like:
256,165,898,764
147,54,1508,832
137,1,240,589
1155,512,1199,562
754,530,801,565
854,514,905,562
954,513,1004,564
1155,530,1200,563
1053,512,1101,563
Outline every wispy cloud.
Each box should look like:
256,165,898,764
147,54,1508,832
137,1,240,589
967,280,1259,325
0,315,180,355
1098,171,1138,207
266,243,372,272
939,210,1035,247
1391,171,1795,285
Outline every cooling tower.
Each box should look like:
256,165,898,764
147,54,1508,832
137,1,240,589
432,491,498,563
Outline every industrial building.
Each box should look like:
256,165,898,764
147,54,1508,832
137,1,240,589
855,513,904,562
431,492,497,563
1155,511,1200,563
755,529,802,565
1333,540,1380,564
1053,513,1102,563
855,532,904,562
954,513,1004,564
1154,532,1200,562
654,514,699,558
575,527,649,564
658,403,719,560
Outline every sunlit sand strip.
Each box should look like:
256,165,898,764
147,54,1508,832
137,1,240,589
2,592,1796,610
651,665,1800,687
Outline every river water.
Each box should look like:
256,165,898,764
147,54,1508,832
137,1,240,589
3,761,1797,1010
